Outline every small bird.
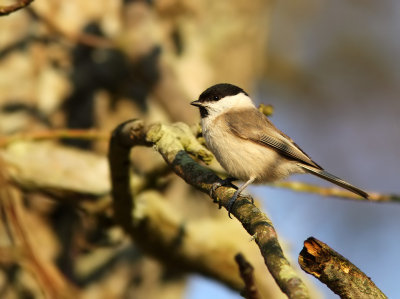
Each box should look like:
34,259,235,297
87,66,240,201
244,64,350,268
191,83,368,216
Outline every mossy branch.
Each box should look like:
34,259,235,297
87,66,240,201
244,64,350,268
109,119,310,299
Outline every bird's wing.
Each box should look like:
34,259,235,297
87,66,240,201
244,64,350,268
223,108,322,169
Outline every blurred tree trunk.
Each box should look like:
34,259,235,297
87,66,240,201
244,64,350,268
0,1,322,299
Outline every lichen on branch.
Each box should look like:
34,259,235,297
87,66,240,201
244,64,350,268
109,119,310,299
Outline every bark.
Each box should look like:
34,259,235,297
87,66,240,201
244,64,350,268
109,119,310,299
299,237,387,299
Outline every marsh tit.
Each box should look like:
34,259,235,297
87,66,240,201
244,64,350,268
191,83,368,216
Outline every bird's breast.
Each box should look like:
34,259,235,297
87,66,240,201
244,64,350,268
202,117,301,182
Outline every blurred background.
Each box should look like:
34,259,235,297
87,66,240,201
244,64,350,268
0,0,399,298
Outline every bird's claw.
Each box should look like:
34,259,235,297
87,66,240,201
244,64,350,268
210,178,254,218
209,182,220,198
227,192,254,219
227,191,239,218
209,178,237,208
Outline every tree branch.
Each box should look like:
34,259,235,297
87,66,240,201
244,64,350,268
270,181,399,203
0,129,110,148
299,237,387,299
0,0,35,16
235,253,260,299
26,7,114,48
109,119,310,299
1,129,397,204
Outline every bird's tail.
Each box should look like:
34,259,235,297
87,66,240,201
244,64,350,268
298,164,369,198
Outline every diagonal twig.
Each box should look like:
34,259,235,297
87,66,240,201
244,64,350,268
0,0,35,16
0,157,80,299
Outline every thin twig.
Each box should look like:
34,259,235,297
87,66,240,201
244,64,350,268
299,237,387,299
270,181,399,203
27,7,114,48
0,129,110,148
0,157,79,298
0,0,34,16
235,253,260,299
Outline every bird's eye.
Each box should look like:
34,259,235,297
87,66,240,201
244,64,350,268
213,95,219,100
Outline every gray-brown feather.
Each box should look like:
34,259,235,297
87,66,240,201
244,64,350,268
202,108,309,183
224,108,322,169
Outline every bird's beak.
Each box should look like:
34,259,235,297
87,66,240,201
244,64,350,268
190,100,203,107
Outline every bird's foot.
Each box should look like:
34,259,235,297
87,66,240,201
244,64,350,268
227,191,253,219
226,190,239,218
210,177,237,208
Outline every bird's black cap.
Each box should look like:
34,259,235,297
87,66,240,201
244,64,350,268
190,83,248,118
197,83,248,103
